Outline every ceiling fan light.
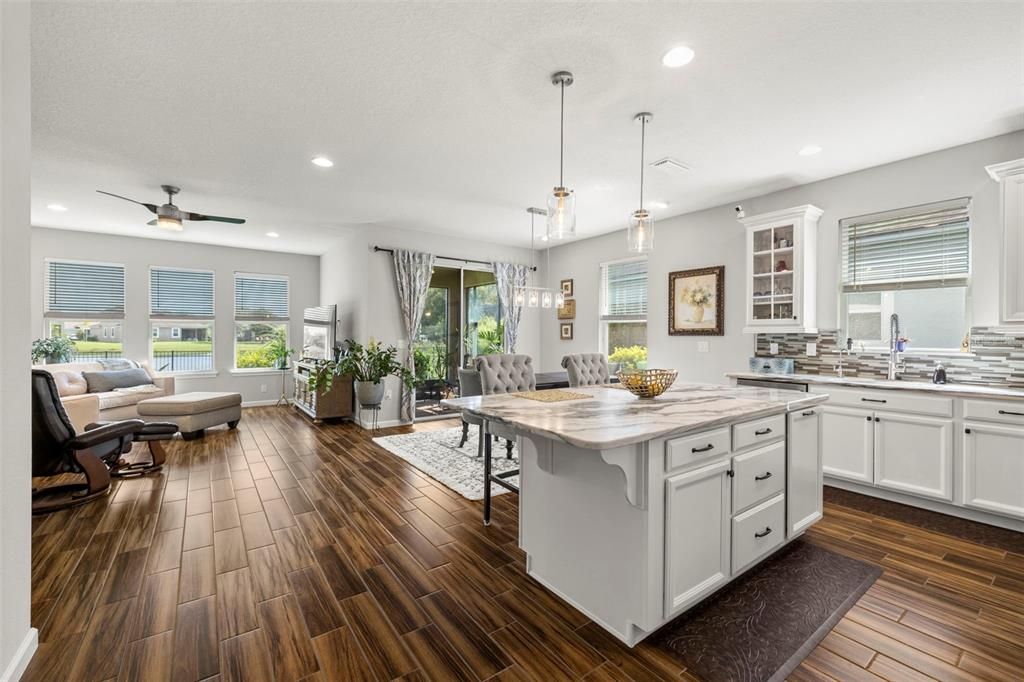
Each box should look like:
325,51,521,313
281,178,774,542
156,216,183,232
547,187,576,240
628,209,655,253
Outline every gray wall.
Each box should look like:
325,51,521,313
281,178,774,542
540,131,1024,379
320,223,542,425
1,2,34,677
32,227,321,404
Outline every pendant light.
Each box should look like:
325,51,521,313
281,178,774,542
514,208,564,309
547,71,576,241
628,112,654,253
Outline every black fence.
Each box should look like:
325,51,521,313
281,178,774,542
69,350,214,372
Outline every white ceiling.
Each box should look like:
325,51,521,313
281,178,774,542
31,1,1023,255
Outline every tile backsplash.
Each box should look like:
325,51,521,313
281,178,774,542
755,327,1024,390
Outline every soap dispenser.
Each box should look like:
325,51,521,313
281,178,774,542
932,362,947,385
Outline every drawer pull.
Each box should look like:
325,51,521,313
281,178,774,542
691,443,715,453
754,427,773,436
754,471,773,481
861,398,888,404
998,409,1024,417
800,410,815,416
754,527,773,538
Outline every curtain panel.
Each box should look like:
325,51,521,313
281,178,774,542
392,249,436,422
493,262,530,352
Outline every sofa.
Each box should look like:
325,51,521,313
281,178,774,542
39,361,175,432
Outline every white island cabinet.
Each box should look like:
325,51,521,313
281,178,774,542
443,382,826,647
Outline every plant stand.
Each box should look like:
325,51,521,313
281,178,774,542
275,365,290,407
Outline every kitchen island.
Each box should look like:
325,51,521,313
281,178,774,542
442,382,828,646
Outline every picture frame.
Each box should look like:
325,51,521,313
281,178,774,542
559,322,574,340
557,298,576,320
560,279,574,297
668,266,725,336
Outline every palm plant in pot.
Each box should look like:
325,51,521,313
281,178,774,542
310,338,414,408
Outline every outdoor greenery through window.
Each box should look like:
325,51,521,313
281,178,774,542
44,259,126,360
234,272,289,369
600,258,648,368
465,280,502,360
150,267,215,372
47,320,123,358
840,197,970,350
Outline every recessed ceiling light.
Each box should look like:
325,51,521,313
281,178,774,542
311,156,334,168
649,201,670,210
798,145,823,156
662,46,695,68
47,203,68,212
266,232,279,238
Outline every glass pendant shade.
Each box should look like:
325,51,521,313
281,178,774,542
555,292,565,307
628,209,654,253
541,291,553,308
527,289,540,307
513,288,526,307
547,187,576,240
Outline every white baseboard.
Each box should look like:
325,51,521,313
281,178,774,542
1,628,37,682
241,399,290,408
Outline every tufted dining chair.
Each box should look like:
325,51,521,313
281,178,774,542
561,353,612,387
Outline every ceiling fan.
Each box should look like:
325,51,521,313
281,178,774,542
96,184,246,232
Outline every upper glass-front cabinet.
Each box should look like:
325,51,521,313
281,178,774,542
742,205,823,334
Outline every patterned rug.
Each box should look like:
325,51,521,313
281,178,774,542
372,426,519,500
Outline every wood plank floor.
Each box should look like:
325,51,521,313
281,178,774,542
24,407,1024,681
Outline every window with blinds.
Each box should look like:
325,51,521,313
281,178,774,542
44,259,125,318
601,259,648,320
840,197,971,292
150,267,214,319
234,273,289,320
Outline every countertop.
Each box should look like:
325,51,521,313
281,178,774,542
441,383,826,450
727,371,1024,401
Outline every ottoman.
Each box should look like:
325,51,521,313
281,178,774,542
137,391,243,440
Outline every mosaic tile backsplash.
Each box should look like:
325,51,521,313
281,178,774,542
754,327,1024,390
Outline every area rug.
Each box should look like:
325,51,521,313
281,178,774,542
372,426,518,501
650,539,880,682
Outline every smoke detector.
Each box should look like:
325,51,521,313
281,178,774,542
649,157,692,176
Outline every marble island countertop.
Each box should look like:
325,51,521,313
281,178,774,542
441,382,826,450
727,371,1024,401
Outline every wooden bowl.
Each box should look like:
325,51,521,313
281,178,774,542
617,369,678,398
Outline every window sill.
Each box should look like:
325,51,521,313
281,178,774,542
166,371,219,379
229,369,289,376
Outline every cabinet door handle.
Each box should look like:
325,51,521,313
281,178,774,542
874,417,881,422
861,398,888,404
754,471,773,481
866,416,873,422
754,527,773,538
998,410,1024,417
964,428,972,434
754,427,773,436
691,444,715,453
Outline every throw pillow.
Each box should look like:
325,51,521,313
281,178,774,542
83,368,155,393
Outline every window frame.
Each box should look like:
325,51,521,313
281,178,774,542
598,256,648,356
43,258,127,361
233,272,290,371
148,266,216,375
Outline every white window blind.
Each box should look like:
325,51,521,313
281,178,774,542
841,197,970,292
150,267,214,319
234,273,289,321
45,259,125,318
601,259,648,320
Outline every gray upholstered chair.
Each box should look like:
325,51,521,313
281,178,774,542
561,353,612,387
457,368,483,451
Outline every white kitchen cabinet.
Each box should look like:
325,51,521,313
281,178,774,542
874,413,953,501
962,421,1024,519
986,158,1024,324
741,204,823,334
664,459,732,618
821,405,874,483
787,408,822,537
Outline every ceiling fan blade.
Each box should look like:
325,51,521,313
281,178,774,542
184,212,246,224
96,190,158,213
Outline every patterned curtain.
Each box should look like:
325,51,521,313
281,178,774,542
493,262,530,352
393,249,436,422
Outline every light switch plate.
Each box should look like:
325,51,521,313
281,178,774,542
770,342,779,355
806,342,817,356
697,341,709,353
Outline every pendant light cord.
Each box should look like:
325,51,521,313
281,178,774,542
559,81,565,187
639,116,646,210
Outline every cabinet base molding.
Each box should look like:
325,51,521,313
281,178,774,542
824,477,1024,533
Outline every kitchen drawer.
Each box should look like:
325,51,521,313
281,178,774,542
732,441,786,513
814,385,952,417
666,427,731,472
963,399,1024,426
732,493,785,574
733,414,786,451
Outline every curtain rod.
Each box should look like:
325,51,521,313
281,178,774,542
373,246,537,271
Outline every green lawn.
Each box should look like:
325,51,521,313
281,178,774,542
71,341,123,352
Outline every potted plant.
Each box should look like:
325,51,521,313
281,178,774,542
31,337,75,364
265,331,294,370
311,338,414,408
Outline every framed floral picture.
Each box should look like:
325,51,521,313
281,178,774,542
669,266,724,335
559,322,574,340
560,279,574,297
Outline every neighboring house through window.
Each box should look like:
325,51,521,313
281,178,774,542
149,266,215,373
234,272,289,369
44,259,125,359
840,197,970,350
599,257,648,366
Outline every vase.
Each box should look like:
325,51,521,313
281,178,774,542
46,354,65,365
692,306,706,323
355,380,385,408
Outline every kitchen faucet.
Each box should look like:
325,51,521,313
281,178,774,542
888,313,905,380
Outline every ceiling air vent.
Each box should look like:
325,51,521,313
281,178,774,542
649,157,691,176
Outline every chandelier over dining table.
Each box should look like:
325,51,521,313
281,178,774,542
514,207,565,309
